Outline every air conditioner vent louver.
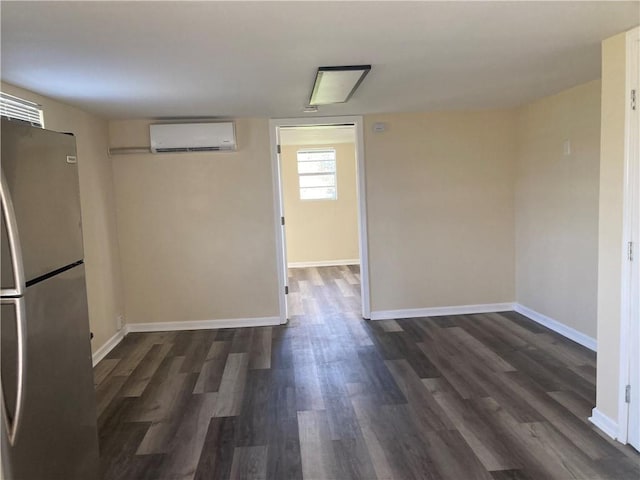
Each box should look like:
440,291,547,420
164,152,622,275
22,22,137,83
150,122,236,153
154,146,231,153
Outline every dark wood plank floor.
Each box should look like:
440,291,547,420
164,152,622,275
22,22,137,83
96,265,639,480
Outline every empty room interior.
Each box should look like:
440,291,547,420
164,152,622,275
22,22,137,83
1,2,639,479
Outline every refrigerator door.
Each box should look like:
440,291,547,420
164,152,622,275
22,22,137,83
0,264,100,480
1,171,25,297
1,119,84,286
0,294,25,448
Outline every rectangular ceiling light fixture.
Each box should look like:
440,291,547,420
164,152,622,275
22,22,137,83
309,65,371,106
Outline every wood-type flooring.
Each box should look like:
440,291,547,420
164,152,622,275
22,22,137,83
95,265,639,480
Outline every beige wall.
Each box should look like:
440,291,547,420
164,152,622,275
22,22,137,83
1,82,124,354
596,31,628,422
515,80,601,339
112,112,518,324
281,143,359,265
109,118,280,324
363,111,516,312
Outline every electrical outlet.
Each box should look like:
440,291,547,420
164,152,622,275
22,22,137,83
117,314,124,330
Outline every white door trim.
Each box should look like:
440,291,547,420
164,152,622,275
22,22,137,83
269,121,288,324
617,25,639,445
269,116,371,322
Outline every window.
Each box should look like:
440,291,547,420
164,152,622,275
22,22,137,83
0,92,44,127
297,149,337,200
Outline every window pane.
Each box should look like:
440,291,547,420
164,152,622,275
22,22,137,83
299,174,335,188
297,149,337,200
300,187,337,200
0,92,44,128
297,160,336,174
297,150,335,162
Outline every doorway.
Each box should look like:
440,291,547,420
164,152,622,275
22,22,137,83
269,116,370,322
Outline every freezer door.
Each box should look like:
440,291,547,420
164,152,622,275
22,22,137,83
1,196,22,295
1,119,84,286
1,169,26,297
0,264,100,480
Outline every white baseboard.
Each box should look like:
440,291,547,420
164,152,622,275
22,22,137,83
514,304,597,351
92,328,126,367
124,316,281,333
370,303,514,321
288,259,359,268
589,408,619,439
92,316,281,365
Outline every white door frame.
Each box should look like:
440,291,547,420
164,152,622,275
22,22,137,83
617,26,639,445
269,116,371,323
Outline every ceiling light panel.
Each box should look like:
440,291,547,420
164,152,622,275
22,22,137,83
309,65,371,106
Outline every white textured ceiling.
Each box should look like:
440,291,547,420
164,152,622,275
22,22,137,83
1,1,638,119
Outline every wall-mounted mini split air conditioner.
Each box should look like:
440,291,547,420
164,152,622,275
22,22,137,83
149,122,236,153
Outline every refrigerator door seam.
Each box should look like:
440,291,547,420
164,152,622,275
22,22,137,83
25,260,83,288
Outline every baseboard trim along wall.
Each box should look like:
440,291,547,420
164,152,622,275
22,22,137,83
589,408,619,440
370,303,514,321
124,316,282,333
288,259,360,268
93,303,596,367
91,316,282,366
514,303,597,352
371,302,598,351
92,329,126,367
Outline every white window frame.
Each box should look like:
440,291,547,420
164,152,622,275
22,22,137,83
296,148,338,201
0,92,44,128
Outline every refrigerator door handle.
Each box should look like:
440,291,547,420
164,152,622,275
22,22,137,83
1,171,25,297
1,297,26,446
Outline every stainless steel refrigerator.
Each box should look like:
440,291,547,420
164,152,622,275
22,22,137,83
1,119,100,479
